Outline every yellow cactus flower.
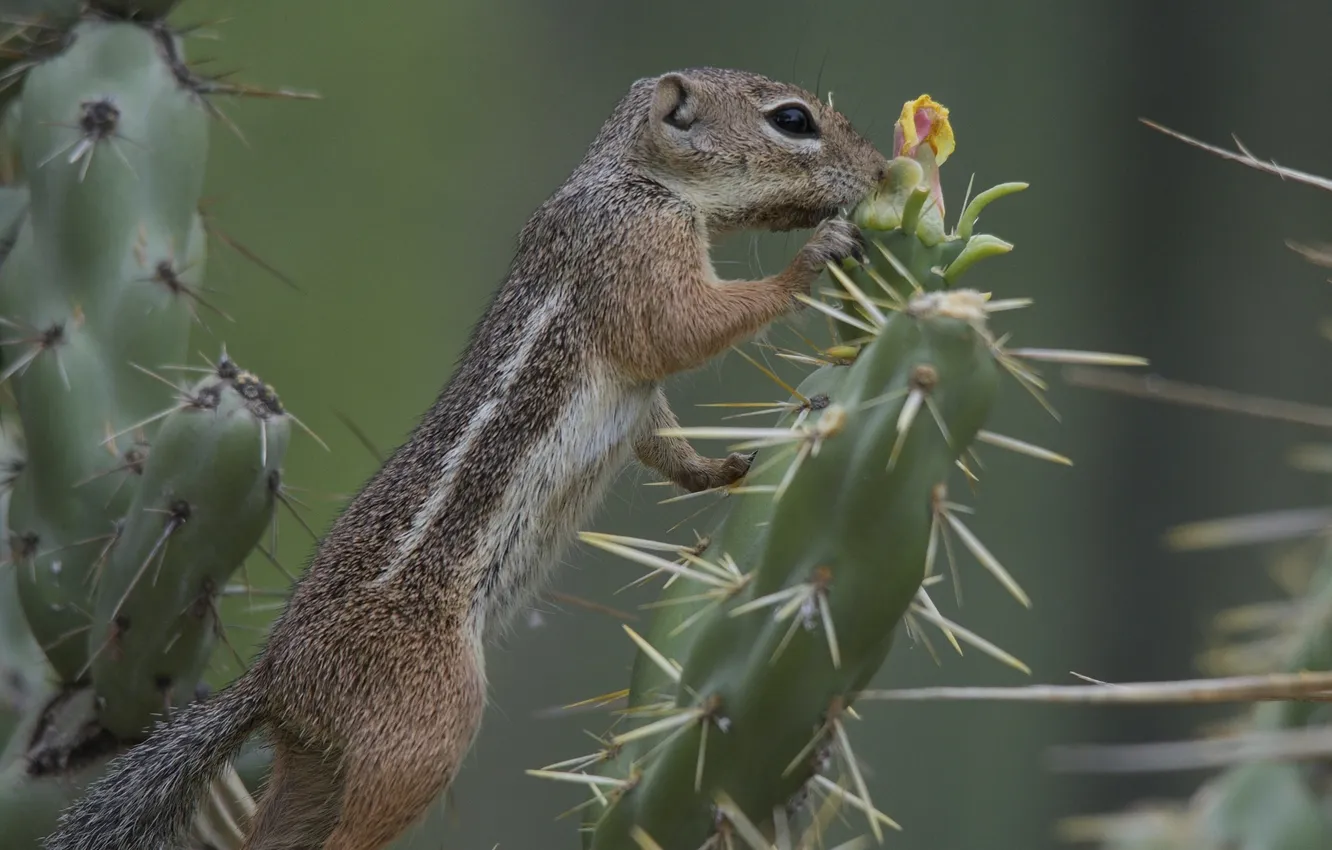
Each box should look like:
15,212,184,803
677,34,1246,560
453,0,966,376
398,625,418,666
894,95,955,164
853,94,958,237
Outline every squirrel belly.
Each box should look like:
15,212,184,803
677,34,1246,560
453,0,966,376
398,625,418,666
366,298,660,639
375,357,661,643
457,364,661,641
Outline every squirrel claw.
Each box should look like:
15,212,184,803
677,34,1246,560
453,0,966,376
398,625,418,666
679,451,754,493
802,217,866,271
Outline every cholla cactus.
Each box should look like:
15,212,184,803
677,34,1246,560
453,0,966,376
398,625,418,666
0,412,45,740
0,3,312,845
528,97,1146,849
843,127,1332,850
1051,543,1332,850
1057,127,1332,850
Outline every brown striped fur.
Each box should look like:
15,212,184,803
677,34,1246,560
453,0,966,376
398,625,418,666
44,67,887,850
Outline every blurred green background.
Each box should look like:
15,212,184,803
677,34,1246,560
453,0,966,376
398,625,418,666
164,0,1332,847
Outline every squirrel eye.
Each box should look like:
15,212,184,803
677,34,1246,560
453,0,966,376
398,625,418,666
766,104,818,139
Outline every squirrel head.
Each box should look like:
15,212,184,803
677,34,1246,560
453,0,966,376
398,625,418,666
630,68,888,232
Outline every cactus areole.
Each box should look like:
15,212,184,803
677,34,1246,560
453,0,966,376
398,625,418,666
0,5,312,846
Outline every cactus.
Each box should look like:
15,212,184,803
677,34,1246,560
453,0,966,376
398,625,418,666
842,127,1332,850
580,291,1005,849
0,411,48,746
1052,127,1332,850
528,97,1145,849
1049,541,1332,850
0,3,312,845
0,2,80,121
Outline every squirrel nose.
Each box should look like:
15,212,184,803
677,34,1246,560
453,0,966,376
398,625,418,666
873,164,887,184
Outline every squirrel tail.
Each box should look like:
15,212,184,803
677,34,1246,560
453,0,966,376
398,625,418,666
43,668,268,850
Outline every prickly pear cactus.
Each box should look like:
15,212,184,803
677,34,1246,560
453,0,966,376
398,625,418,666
0,3,312,846
530,97,1145,849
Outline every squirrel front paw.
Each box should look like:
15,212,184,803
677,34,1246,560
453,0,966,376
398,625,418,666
796,217,866,278
678,451,755,493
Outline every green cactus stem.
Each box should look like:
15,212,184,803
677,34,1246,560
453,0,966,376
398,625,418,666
0,16,206,682
0,7,311,845
581,287,1004,849
89,359,292,739
0,414,48,748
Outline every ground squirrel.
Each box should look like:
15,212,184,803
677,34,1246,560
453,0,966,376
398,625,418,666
44,67,888,850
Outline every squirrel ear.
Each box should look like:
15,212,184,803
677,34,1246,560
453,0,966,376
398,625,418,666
650,73,697,130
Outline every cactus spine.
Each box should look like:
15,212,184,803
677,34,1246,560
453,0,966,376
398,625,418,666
0,3,310,845
1057,539,1332,850
838,128,1332,850
1044,126,1332,850
1056,129,1332,850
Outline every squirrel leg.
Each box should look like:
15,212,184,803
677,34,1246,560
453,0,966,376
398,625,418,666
241,740,343,849
603,217,865,381
633,387,752,492
322,647,487,850
321,722,472,850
